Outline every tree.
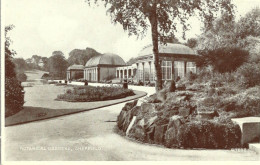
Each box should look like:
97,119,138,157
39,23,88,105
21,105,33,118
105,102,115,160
5,25,25,117
186,38,198,49
41,57,49,71
197,47,249,73
236,7,260,40
87,0,235,91
48,51,68,79
68,48,101,66
13,58,27,73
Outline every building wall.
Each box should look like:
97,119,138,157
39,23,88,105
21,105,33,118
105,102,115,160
133,57,197,83
84,67,98,82
100,67,116,81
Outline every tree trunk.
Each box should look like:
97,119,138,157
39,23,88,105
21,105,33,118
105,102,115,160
149,5,163,91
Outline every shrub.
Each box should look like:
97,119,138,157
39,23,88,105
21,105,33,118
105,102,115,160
236,62,260,87
41,73,50,79
198,47,249,73
220,87,260,117
57,86,135,102
177,120,241,149
16,72,27,82
5,77,25,117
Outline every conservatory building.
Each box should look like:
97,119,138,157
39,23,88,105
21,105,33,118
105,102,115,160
116,43,199,83
84,53,126,82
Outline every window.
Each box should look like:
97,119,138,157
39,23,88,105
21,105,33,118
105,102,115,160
161,61,172,80
144,62,150,81
174,61,185,78
187,62,196,74
137,63,143,81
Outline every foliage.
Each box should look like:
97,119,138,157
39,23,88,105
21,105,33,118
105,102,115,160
16,73,27,82
41,73,50,79
185,38,197,48
219,86,260,118
236,7,260,39
13,58,27,72
87,0,235,91
48,51,68,79
5,78,25,117
68,48,101,66
57,86,135,102
177,120,241,149
236,62,260,87
197,47,249,73
5,25,25,117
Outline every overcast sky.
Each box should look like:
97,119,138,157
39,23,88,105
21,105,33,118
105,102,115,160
4,0,260,61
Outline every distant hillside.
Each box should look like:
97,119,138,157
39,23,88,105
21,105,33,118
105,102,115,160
68,47,101,66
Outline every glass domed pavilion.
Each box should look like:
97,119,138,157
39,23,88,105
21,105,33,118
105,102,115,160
116,43,200,83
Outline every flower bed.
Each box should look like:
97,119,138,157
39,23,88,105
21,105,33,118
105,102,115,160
56,85,135,102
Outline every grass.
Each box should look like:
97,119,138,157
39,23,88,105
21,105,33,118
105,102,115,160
5,84,146,126
56,85,135,102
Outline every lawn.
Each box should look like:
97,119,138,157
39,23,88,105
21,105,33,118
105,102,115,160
5,84,145,126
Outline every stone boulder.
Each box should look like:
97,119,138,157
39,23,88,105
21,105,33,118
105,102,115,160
164,115,184,148
154,124,168,144
122,100,138,111
197,110,219,120
144,116,158,142
178,107,191,117
128,118,146,142
117,110,132,132
140,103,157,119
117,100,139,132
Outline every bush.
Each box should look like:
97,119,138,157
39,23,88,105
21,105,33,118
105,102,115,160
5,77,25,117
41,73,50,79
236,62,260,87
177,120,241,149
219,86,260,117
198,47,249,73
16,72,27,82
57,86,135,102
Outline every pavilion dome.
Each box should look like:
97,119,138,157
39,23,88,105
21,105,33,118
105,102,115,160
67,64,84,70
138,43,197,57
85,53,126,67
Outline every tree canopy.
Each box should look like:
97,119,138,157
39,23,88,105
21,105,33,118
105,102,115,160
68,48,101,66
48,51,68,79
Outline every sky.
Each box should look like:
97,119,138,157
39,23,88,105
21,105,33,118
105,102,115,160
4,0,260,61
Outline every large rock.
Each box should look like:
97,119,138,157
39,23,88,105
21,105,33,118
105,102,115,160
144,116,158,143
178,107,191,117
117,100,138,132
154,124,168,144
122,100,138,111
164,116,184,148
197,110,219,120
117,110,132,132
140,103,157,119
128,118,146,142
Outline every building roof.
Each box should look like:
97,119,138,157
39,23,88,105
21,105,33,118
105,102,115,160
138,43,197,57
67,64,84,70
85,53,126,67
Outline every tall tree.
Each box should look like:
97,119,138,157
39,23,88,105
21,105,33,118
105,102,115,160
48,51,68,79
68,48,101,66
5,25,25,117
87,0,235,91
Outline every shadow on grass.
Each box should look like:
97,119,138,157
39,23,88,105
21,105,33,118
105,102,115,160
5,106,93,127
5,90,147,127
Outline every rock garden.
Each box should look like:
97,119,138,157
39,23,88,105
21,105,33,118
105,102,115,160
117,67,260,149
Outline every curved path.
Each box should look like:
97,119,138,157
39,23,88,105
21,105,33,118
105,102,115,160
4,83,259,161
